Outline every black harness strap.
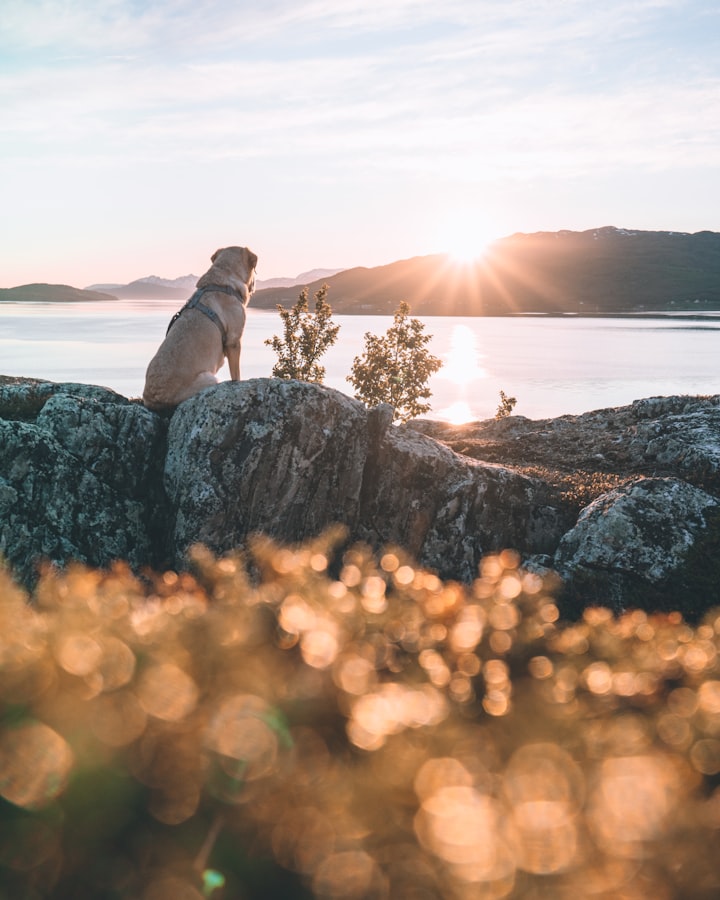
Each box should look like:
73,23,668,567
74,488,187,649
165,284,246,348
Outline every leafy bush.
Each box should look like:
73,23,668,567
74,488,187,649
1,540,720,899
347,302,442,422
496,389,517,419
265,285,339,383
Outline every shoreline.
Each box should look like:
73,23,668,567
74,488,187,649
3,295,720,320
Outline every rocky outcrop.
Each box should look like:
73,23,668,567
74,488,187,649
553,477,720,618
412,396,720,617
2,375,719,618
164,380,562,581
0,376,562,587
410,395,720,496
0,378,167,586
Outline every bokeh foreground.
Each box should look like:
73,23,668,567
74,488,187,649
1,532,720,899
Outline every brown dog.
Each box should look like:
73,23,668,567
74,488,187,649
143,246,258,411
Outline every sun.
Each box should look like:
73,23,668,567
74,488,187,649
447,232,492,264
436,213,498,265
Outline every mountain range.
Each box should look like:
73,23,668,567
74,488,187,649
3,229,720,313
85,268,344,300
251,227,720,315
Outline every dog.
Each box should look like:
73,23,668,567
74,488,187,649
143,246,258,411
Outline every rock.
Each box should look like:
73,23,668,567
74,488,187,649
410,394,720,495
356,418,562,581
0,376,127,421
164,379,564,581
164,379,370,555
0,380,167,586
3,376,720,620
554,477,720,618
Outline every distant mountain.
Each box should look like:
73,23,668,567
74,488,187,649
100,281,189,300
255,268,345,290
0,284,118,303
251,228,720,315
135,274,198,291
85,268,344,300
85,283,125,292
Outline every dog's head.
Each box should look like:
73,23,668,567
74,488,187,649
205,246,258,301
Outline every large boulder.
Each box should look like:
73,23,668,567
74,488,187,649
356,415,562,579
164,379,370,554
554,477,720,618
0,379,167,586
164,379,564,581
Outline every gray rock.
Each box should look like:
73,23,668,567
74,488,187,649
164,379,564,580
554,477,720,617
4,376,720,621
358,420,562,581
0,380,166,586
165,379,370,555
410,394,720,494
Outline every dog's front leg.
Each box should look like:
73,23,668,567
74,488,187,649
226,341,241,381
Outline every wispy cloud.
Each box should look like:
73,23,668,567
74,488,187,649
1,0,719,283
4,11,718,177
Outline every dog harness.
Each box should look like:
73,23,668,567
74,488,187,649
165,284,246,349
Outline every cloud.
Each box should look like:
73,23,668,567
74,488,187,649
0,0,692,60
4,3,719,183
2,0,719,285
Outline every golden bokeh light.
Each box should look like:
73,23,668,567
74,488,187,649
206,694,280,782
588,754,678,857
1,535,720,896
136,663,199,722
0,721,74,809
313,850,386,900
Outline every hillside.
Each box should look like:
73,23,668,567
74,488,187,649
85,268,345,299
250,227,720,315
0,284,117,303
106,280,188,300
7,229,720,312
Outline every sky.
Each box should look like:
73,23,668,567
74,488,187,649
2,0,720,287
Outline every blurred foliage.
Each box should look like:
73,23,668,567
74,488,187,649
1,535,720,899
348,302,442,422
265,284,340,383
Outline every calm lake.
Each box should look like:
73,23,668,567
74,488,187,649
1,299,718,421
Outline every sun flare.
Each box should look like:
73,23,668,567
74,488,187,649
447,235,490,264
436,213,498,264
438,400,476,425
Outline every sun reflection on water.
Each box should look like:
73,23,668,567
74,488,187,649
440,324,487,386
436,324,488,424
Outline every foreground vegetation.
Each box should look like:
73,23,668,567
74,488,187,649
1,535,719,899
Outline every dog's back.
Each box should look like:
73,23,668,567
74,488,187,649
142,246,257,411
143,309,225,410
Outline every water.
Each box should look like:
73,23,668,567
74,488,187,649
1,299,718,421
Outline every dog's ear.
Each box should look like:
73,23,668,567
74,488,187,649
247,250,258,271
211,248,223,263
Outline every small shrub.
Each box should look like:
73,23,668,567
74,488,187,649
266,284,339,383
495,389,517,419
347,301,442,422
